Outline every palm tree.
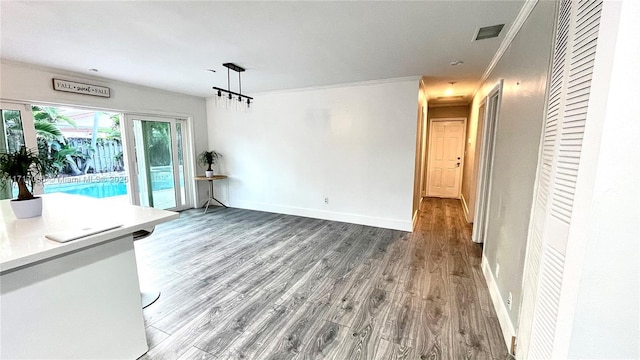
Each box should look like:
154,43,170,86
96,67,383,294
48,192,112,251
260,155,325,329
34,120,64,142
32,106,76,142
3,106,70,146
1,108,70,197
31,106,83,175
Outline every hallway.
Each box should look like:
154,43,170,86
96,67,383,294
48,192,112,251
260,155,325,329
136,197,508,359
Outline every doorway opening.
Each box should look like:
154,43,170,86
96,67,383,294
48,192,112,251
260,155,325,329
124,115,189,210
472,80,503,243
1,102,194,211
426,117,467,198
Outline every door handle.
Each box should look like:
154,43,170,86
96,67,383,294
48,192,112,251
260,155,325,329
456,162,461,167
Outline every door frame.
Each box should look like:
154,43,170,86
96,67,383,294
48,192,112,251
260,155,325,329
466,100,487,223
425,117,467,199
472,80,503,243
122,114,193,211
420,105,428,197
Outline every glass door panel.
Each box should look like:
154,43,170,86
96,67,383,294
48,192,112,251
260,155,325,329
1,104,33,200
1,109,26,153
123,114,191,211
132,119,176,209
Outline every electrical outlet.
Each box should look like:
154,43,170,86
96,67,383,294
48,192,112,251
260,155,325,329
495,263,500,279
324,197,329,205
507,292,513,310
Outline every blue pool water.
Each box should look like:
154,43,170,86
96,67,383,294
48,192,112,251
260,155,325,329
39,177,176,199
11,170,180,199
44,181,128,198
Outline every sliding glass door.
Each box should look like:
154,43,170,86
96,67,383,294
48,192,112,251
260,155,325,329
1,103,193,209
124,115,188,210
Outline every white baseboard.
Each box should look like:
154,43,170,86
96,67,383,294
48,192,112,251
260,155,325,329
481,255,516,350
460,194,472,223
232,200,413,231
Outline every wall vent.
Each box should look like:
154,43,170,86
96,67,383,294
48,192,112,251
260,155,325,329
474,24,505,40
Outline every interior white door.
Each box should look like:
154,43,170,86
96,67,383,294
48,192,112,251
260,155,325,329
427,119,465,198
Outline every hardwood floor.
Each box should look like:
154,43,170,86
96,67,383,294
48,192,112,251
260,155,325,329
136,198,509,360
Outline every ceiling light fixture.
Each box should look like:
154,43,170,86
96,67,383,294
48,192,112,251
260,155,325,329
212,63,253,108
445,81,456,96
436,96,466,101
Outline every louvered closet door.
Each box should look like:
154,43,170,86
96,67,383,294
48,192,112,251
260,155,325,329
518,0,603,358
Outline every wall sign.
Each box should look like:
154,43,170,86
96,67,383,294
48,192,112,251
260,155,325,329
52,78,110,98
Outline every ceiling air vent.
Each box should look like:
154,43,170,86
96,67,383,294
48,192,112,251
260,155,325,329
473,24,505,41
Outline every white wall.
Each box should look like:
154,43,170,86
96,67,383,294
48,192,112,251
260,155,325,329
206,79,419,231
469,0,556,335
0,60,209,204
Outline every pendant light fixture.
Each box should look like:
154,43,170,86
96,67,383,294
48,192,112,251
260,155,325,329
445,81,456,96
212,63,253,108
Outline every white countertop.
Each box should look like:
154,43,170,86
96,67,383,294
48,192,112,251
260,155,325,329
0,193,179,273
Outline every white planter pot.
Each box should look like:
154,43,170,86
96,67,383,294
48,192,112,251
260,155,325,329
10,197,43,219
205,170,215,178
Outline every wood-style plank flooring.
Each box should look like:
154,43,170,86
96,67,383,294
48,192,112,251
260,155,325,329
136,198,508,360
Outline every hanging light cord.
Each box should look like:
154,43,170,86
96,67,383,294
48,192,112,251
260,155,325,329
227,67,232,99
238,72,242,101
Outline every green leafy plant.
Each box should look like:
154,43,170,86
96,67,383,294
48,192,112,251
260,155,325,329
198,150,223,171
50,143,89,174
0,146,56,200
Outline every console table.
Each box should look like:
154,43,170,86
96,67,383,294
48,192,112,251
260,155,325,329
194,175,228,212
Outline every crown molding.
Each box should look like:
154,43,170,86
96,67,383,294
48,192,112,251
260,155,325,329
251,76,421,97
476,0,539,96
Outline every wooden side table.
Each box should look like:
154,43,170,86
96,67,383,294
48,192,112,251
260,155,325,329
194,175,228,213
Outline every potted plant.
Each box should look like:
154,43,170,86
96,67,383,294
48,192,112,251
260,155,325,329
0,146,56,218
198,150,223,178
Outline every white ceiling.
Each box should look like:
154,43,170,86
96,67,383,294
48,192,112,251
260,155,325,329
0,1,525,99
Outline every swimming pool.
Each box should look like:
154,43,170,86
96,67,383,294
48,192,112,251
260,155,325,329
44,181,128,198
42,179,176,199
11,170,180,200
